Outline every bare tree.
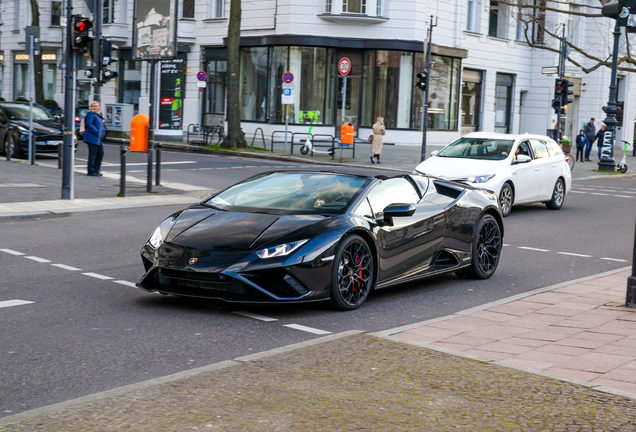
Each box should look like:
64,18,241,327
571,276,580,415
222,0,247,149
29,0,45,104
501,0,636,73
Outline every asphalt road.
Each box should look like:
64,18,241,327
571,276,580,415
1,149,635,417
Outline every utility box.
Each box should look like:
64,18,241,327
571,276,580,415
104,103,135,132
130,114,149,153
341,122,354,146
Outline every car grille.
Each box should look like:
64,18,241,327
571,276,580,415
158,268,249,294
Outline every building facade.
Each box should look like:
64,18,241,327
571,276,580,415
0,0,633,146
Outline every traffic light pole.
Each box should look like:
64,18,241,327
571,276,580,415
62,3,75,199
599,21,620,172
420,16,436,163
147,60,156,193
93,0,101,101
555,26,566,142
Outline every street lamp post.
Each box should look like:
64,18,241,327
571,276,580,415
598,20,620,172
0,19,4,102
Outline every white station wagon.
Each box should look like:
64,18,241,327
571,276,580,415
414,133,572,217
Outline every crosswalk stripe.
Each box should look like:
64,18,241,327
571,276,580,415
0,300,33,309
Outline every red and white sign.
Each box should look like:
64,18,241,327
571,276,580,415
282,71,294,83
160,98,173,105
338,57,351,76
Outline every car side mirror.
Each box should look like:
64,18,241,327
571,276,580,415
514,154,531,164
431,150,439,157
379,203,416,226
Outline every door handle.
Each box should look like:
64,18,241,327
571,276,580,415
534,168,540,171
552,164,557,168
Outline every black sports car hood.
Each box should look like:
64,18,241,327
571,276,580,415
165,206,327,252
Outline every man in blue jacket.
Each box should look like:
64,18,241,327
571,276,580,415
84,101,106,176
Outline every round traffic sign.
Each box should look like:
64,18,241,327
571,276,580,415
282,72,294,83
338,58,351,76
197,71,207,81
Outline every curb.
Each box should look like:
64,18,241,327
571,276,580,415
0,330,365,426
104,140,411,173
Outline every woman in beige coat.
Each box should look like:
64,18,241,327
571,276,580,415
370,116,386,164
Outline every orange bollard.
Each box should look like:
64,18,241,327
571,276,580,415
341,122,354,147
130,114,149,152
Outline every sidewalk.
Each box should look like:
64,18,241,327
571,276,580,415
2,268,636,430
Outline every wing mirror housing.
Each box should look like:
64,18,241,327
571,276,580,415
378,203,416,226
514,154,531,164
431,150,439,156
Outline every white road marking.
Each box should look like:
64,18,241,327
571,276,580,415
570,191,587,194
518,246,551,252
24,256,51,263
51,264,82,271
113,280,137,287
0,300,33,309
558,252,593,258
125,161,198,167
233,311,279,322
590,193,610,196
613,195,633,198
284,324,331,335
82,272,114,280
601,257,628,262
503,244,511,247
0,249,25,256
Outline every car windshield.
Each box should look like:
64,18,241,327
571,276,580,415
205,172,370,215
438,138,514,161
2,104,54,121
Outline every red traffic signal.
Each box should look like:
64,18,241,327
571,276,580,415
72,15,94,52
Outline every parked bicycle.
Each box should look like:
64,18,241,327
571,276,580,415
559,138,575,171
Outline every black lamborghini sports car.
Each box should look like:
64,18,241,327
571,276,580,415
138,171,504,310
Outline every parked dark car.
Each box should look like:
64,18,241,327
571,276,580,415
137,171,504,310
0,101,67,158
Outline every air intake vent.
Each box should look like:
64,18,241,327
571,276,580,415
433,250,460,268
433,181,463,199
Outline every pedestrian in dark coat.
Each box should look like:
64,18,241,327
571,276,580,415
583,118,596,161
575,129,586,162
84,101,106,176
595,124,606,160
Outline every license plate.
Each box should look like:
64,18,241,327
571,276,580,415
45,141,63,145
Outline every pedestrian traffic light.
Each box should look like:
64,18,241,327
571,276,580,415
415,71,427,91
551,98,561,114
101,39,118,68
554,78,567,99
560,79,574,106
602,0,636,31
72,15,94,53
101,69,119,85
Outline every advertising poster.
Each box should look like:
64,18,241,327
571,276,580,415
105,106,113,126
114,107,122,127
133,0,177,60
159,57,186,130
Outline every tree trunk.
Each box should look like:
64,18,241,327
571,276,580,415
222,0,247,149
29,0,45,105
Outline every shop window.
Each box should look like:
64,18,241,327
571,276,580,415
268,46,289,123
421,55,460,131
361,51,375,127
103,0,114,23
13,63,28,100
461,69,483,134
118,57,141,110
43,64,56,100
373,51,412,129
182,0,195,18
495,73,514,134
0,62,4,96
207,60,227,115
467,0,480,32
210,0,224,18
343,0,366,14
290,47,327,124
51,1,62,26
241,47,269,121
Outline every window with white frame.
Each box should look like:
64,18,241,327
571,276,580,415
210,0,224,18
568,4,581,46
103,0,114,24
182,0,195,18
343,0,366,14
467,0,480,32
376,0,385,16
488,1,508,39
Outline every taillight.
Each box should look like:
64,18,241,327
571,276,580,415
75,116,80,122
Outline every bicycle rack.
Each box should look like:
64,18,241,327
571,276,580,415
250,128,267,151
271,131,293,154
309,134,337,160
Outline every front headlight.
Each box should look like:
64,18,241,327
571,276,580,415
148,226,163,249
467,174,496,184
256,239,308,259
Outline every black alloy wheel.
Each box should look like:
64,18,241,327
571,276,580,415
330,234,374,310
4,133,19,158
498,183,513,217
456,214,502,279
545,178,565,210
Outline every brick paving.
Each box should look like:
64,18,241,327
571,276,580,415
2,269,636,430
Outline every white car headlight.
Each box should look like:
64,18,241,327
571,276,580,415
148,226,164,249
256,239,308,259
467,174,496,184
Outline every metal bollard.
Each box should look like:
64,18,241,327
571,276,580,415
58,143,62,169
156,142,161,186
118,145,127,197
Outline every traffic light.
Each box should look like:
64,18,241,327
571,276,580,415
560,79,574,106
101,39,118,68
415,71,427,91
101,69,119,85
72,16,94,53
551,98,561,114
554,78,566,99
602,0,636,32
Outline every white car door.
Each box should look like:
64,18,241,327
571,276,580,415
530,139,554,200
510,140,540,203
543,139,567,187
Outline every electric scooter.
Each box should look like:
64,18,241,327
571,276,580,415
300,126,335,156
618,140,630,173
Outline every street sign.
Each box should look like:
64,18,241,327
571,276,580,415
338,57,351,76
26,26,41,56
197,81,207,88
282,71,294,83
542,67,558,75
197,71,207,81
282,82,294,89
565,66,583,77
281,88,293,105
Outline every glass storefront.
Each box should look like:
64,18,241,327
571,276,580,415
13,54,57,101
495,73,514,134
207,45,462,132
461,69,483,135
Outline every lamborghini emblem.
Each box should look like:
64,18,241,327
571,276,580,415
189,258,198,265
